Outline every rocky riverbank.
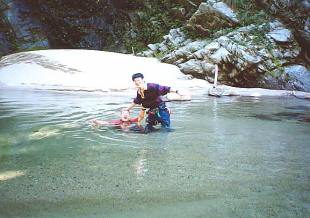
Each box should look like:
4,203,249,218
0,0,309,91
139,1,310,92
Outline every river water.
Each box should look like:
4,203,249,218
0,88,309,218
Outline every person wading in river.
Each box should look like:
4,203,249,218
126,73,185,133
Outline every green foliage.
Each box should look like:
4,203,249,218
230,0,255,10
268,68,285,79
14,39,48,53
182,26,205,40
23,46,48,52
213,27,234,38
153,50,166,59
248,24,270,45
231,0,270,26
268,58,285,78
239,9,270,26
182,0,271,41
123,1,183,53
222,0,271,26
246,24,278,55
273,58,282,68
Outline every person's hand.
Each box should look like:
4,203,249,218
91,119,99,127
167,90,191,101
91,119,108,127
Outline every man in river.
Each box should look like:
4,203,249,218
126,73,185,133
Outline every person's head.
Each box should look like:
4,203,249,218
132,73,144,88
120,109,131,121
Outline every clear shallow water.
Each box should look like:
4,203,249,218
0,88,309,218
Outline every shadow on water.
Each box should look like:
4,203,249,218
250,105,310,123
285,105,310,111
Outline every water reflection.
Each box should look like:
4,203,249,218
134,149,148,193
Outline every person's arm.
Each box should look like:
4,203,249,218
126,102,137,111
129,108,145,125
156,84,183,97
137,108,146,126
109,120,122,126
91,119,110,127
170,89,185,97
126,91,142,111
169,89,179,94
166,89,191,101
155,84,170,96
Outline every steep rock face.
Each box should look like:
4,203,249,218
0,0,147,53
24,0,119,50
0,0,49,54
255,0,310,55
0,12,13,55
0,0,202,55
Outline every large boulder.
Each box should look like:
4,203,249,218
178,59,215,80
186,1,239,36
261,65,310,92
285,65,310,92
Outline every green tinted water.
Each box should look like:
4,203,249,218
0,89,309,218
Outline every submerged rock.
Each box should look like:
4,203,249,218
29,127,61,141
0,170,25,181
